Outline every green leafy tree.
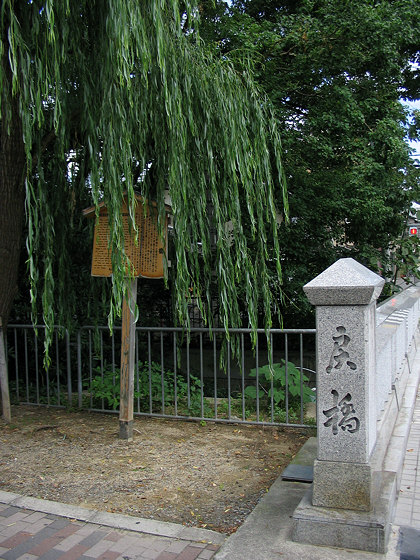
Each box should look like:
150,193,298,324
200,0,420,325
0,0,288,420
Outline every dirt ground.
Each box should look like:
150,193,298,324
0,406,310,534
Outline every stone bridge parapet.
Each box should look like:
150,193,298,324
292,258,420,553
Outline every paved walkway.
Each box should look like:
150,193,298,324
393,384,420,528
389,382,420,560
0,498,225,560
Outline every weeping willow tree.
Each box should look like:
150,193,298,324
0,0,287,420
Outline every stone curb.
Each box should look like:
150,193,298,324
0,490,226,545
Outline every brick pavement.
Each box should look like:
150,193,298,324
0,506,221,560
390,383,420,560
394,384,420,528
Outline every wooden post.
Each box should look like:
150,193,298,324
0,321,11,423
119,278,137,439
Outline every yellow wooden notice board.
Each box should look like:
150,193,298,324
84,196,169,279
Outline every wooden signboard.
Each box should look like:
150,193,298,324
83,195,170,279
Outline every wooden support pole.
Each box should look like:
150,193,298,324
0,322,11,423
119,278,137,439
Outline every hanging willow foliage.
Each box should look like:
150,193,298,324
0,0,288,357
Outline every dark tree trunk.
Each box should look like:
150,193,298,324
0,111,26,327
0,34,26,421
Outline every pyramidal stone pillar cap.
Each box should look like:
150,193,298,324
303,258,384,306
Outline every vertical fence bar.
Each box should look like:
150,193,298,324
77,330,82,408
255,335,260,423
300,333,304,424
14,328,19,402
100,330,104,411
136,331,140,413
112,331,117,409
213,336,218,419
66,330,72,407
160,331,165,414
56,330,61,406
173,332,178,416
285,333,289,424
187,337,191,409
50,331,57,406
112,330,116,375
148,331,152,413
200,332,204,418
24,329,29,402
34,330,39,404
89,329,93,408
241,333,245,421
58,331,63,404
270,333,274,423
227,340,231,419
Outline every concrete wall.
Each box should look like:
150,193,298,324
375,285,420,429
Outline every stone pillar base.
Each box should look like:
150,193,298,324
312,459,373,511
293,472,397,554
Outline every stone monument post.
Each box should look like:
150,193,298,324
303,258,384,511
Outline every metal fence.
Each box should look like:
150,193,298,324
6,325,72,408
6,324,317,428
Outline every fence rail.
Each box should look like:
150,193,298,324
6,324,317,428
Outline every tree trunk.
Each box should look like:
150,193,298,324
0,112,26,326
0,324,11,422
0,33,26,421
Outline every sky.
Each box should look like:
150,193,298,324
403,99,420,208
404,98,420,159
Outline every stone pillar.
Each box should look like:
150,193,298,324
303,258,384,511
